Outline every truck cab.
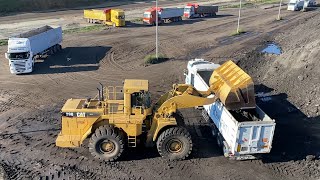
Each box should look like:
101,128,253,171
143,8,157,25
184,4,196,18
5,38,34,74
287,0,305,10
110,9,125,27
185,59,220,87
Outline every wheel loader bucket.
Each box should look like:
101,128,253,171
209,60,256,110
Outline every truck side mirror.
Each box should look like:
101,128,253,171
4,53,8,59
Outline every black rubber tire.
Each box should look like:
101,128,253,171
58,44,62,51
157,127,192,160
88,125,124,162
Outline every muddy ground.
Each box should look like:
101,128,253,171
0,1,319,180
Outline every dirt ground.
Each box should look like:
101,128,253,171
0,1,320,180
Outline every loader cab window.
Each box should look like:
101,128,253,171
131,91,151,109
8,52,30,60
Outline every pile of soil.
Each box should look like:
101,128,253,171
237,12,320,179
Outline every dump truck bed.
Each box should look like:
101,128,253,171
185,59,276,159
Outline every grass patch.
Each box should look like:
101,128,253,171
221,2,254,9
63,25,106,34
0,39,8,46
144,54,167,65
0,0,104,14
276,16,283,21
130,18,143,23
231,29,246,36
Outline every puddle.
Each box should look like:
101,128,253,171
261,43,281,55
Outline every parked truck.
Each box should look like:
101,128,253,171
143,7,184,25
184,3,218,18
287,0,316,11
4,26,62,74
84,9,125,27
184,59,276,160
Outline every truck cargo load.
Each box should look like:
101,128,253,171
143,7,184,25
184,59,276,160
5,25,62,74
84,8,125,27
184,3,218,18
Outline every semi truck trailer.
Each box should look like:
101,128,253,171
5,25,62,74
143,7,184,25
184,3,218,18
84,9,125,27
184,59,276,160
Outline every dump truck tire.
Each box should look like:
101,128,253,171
157,127,192,160
88,125,124,162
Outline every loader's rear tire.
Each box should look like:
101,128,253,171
88,125,124,162
157,127,192,160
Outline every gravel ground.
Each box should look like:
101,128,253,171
0,1,319,180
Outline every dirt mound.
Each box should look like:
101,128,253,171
237,13,320,179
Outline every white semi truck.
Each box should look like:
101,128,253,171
184,59,276,160
5,26,63,74
287,0,316,11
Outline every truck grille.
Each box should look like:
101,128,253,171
13,61,26,72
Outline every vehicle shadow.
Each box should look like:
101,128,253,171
32,46,111,74
255,84,320,163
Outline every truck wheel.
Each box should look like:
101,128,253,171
179,16,182,21
216,133,223,148
112,23,116,27
157,127,192,160
88,125,124,162
58,44,62,51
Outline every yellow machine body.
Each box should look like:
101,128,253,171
83,9,125,27
56,61,255,149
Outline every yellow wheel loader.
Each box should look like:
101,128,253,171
55,60,255,161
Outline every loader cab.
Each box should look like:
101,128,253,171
123,79,152,116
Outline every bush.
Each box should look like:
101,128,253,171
231,29,246,36
144,54,167,65
0,39,8,46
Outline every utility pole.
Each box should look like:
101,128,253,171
156,0,158,59
237,0,242,34
277,0,283,20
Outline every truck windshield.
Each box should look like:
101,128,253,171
143,13,151,18
184,8,191,12
117,15,125,19
8,52,30,60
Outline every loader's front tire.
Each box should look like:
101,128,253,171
88,125,124,162
157,127,192,160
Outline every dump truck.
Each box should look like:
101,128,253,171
4,25,62,74
184,3,218,18
56,61,258,161
143,7,184,25
84,9,125,27
184,59,276,160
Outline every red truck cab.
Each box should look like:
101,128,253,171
143,7,160,25
184,3,198,18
